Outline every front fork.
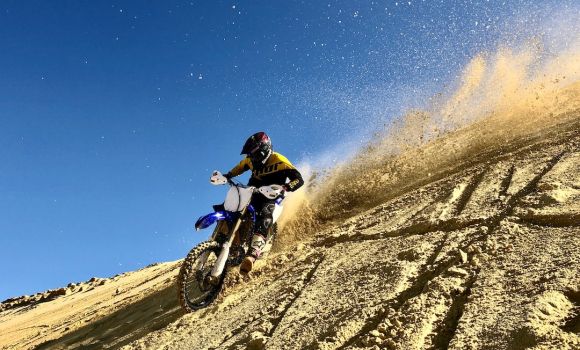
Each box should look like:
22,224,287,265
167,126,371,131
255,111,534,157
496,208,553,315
209,208,246,278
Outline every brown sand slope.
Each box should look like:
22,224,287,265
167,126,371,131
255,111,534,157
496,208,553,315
1,65,579,350
125,118,578,350
1,113,578,350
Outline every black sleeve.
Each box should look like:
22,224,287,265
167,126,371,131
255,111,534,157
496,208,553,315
284,168,304,192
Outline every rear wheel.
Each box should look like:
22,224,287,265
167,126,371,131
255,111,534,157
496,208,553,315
177,241,225,312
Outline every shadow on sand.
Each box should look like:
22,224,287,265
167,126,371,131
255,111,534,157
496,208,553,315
35,284,184,350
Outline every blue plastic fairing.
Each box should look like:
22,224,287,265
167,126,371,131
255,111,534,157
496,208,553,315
195,211,229,231
247,204,256,222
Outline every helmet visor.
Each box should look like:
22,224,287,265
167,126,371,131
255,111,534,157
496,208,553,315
249,149,264,162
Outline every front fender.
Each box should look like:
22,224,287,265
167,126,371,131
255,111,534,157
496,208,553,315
195,211,230,231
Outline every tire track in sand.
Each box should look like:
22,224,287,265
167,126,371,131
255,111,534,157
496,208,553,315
212,254,324,350
330,152,565,349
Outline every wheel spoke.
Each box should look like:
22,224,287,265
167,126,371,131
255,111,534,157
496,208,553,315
177,241,226,312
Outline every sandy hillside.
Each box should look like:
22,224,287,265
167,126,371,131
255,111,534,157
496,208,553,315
1,54,579,349
1,112,578,350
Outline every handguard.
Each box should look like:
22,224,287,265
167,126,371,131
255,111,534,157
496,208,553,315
258,184,284,199
210,171,228,185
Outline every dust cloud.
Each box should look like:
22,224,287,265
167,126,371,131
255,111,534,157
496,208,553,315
278,35,580,240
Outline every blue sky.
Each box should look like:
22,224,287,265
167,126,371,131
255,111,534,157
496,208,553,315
0,1,572,300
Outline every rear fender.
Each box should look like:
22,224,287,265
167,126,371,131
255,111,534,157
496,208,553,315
195,211,231,231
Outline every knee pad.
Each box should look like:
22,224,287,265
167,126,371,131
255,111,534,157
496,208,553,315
255,203,275,234
256,217,273,234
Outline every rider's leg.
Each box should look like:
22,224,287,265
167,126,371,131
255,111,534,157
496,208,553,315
250,200,275,258
240,198,275,273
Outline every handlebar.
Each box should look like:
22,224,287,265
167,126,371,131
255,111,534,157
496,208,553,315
226,177,246,188
213,171,285,198
226,177,259,192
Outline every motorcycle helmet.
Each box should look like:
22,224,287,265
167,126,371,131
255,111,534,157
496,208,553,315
241,132,272,168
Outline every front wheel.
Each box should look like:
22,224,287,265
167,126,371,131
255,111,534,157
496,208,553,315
177,241,225,312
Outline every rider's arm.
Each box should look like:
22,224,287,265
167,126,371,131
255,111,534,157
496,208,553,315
226,157,251,178
283,168,304,192
274,153,304,192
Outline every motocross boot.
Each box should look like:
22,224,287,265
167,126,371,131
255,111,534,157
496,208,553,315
240,234,266,274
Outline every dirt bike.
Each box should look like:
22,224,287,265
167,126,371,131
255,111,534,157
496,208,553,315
177,171,285,312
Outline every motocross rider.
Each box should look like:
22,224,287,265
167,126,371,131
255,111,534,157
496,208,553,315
225,132,304,273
